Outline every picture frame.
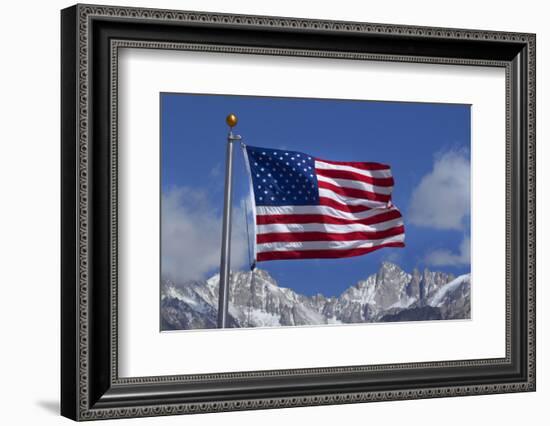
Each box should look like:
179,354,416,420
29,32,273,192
61,3,536,421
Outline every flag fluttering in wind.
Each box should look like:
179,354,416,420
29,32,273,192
244,145,405,262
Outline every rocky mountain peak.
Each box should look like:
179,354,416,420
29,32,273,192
376,262,411,286
379,261,404,273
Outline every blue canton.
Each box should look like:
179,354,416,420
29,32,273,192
246,145,320,206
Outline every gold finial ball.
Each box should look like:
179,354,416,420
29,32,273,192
226,113,238,128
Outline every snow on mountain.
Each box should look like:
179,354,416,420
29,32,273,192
161,262,471,330
429,274,470,307
428,274,471,320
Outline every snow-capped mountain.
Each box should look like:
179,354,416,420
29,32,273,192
160,262,470,330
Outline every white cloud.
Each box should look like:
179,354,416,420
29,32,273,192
408,150,470,230
161,186,249,284
209,163,222,179
425,236,470,267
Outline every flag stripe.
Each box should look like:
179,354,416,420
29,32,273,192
315,168,394,187
315,160,392,179
257,234,405,252
257,218,404,234
256,209,402,226
256,204,396,220
316,158,391,171
256,242,405,261
257,225,405,244
318,196,372,213
318,188,388,208
317,174,393,195
318,180,391,202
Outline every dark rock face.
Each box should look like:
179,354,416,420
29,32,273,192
380,306,443,322
160,262,470,330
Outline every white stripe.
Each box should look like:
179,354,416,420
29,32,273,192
256,205,399,220
319,188,389,208
257,218,404,235
315,160,392,179
316,174,393,195
257,234,405,253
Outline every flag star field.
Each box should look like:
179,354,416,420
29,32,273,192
247,146,319,205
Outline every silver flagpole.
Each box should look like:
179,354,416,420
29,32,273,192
217,113,241,328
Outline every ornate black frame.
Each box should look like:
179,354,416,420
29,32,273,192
61,4,536,421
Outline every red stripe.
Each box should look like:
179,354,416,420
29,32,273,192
318,196,372,213
256,209,402,226
318,180,391,202
316,158,390,171
257,226,405,244
315,168,394,187
257,242,405,261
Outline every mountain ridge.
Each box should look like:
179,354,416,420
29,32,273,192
161,262,470,330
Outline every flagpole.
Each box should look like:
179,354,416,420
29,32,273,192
217,113,241,328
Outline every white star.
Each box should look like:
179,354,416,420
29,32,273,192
285,153,289,156
271,197,275,201
297,154,301,157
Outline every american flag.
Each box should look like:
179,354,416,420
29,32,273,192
244,145,405,262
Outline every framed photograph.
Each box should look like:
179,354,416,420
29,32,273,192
61,4,536,421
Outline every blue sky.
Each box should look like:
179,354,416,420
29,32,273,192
161,93,471,297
